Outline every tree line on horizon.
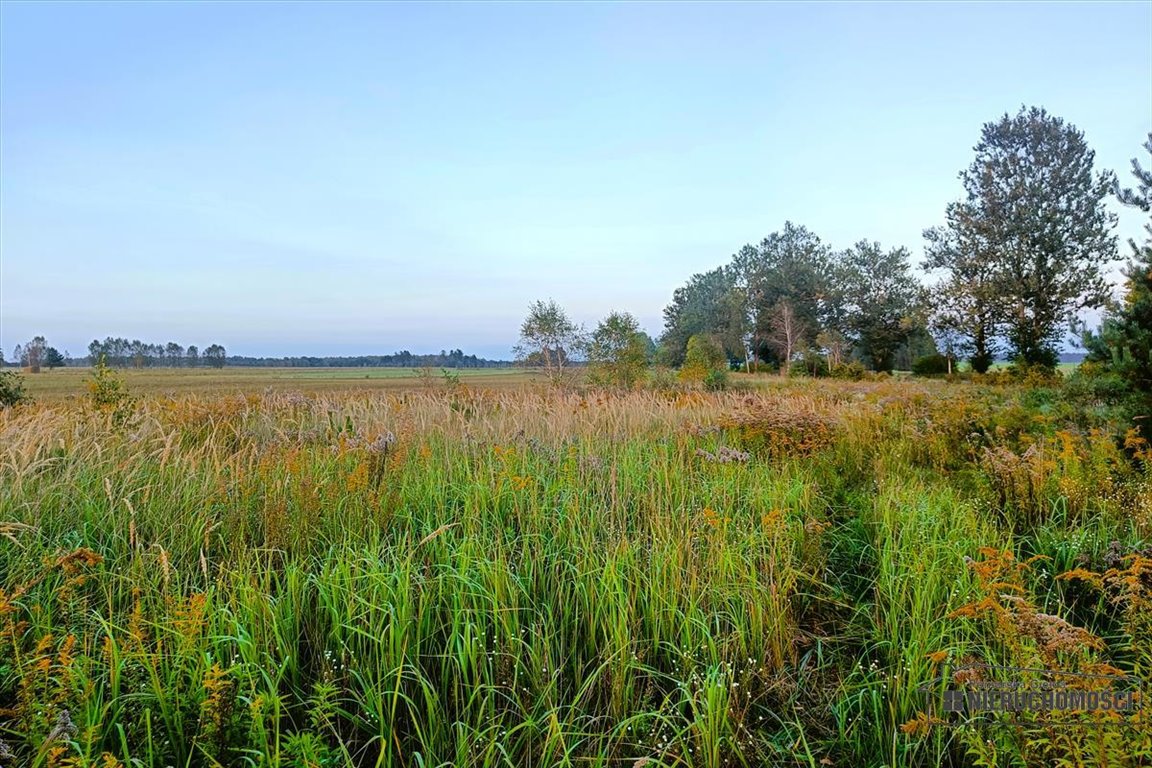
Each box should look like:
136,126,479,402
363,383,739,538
515,108,1148,389
660,106,1134,375
225,349,511,368
1,340,515,371
4,107,1148,391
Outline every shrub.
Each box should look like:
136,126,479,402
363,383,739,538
829,360,867,380
911,354,950,376
586,312,649,389
679,334,726,386
790,349,829,378
0,369,29,407
646,366,678,391
720,403,837,459
86,358,135,423
988,361,1063,387
703,369,728,391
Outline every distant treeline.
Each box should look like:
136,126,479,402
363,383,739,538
85,338,227,368
3,338,513,370
227,350,512,368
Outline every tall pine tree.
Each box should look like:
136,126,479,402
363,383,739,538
1085,133,1152,443
929,107,1118,369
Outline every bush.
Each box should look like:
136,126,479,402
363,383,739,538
703,369,728,391
829,361,867,380
911,354,951,376
0,369,29,407
86,358,136,423
1064,364,1132,405
647,366,678,392
679,334,727,387
720,403,837,459
790,349,829,378
985,361,1063,387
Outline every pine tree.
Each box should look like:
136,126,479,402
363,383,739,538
929,107,1118,370
1085,133,1152,442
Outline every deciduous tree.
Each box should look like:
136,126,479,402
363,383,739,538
679,333,727,386
587,311,650,389
660,267,747,367
837,242,923,372
20,336,47,373
765,300,806,375
514,300,585,387
203,344,227,369
933,107,1118,369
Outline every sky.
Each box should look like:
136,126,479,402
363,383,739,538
1,2,1150,360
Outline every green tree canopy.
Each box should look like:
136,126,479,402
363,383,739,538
587,311,650,390
929,106,1118,370
836,242,924,372
660,267,746,367
732,222,838,363
514,299,586,387
1085,132,1152,442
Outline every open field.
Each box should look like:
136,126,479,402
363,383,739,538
15,367,542,400
1,377,1149,767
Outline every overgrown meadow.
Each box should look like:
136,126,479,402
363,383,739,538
1,375,1150,767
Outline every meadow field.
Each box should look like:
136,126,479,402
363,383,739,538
15,367,539,400
1,372,1149,767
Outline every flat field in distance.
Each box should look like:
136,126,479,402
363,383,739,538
1,375,1149,767
17,366,541,399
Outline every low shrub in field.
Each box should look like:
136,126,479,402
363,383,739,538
0,369,29,407
911,353,950,376
678,333,727,388
984,361,1064,387
702,368,728,391
85,357,135,423
646,365,678,391
828,360,866,380
720,401,837,458
788,348,830,377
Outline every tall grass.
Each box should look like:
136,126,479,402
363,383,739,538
0,381,1148,766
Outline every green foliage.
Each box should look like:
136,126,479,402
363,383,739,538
660,267,747,366
0,369,30,407
85,357,135,422
911,353,950,376
837,241,924,371
790,348,830,377
923,226,1001,373
202,343,227,369
1084,133,1152,443
735,222,837,364
586,311,650,390
702,368,728,391
679,333,727,385
44,347,66,369
829,360,867,380
440,367,462,389
514,299,585,387
927,106,1118,371
646,365,678,391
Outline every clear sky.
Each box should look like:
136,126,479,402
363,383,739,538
1,1,1150,360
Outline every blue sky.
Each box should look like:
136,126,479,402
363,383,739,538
2,2,1149,360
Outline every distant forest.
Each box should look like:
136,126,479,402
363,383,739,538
227,350,511,368
1,337,511,370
